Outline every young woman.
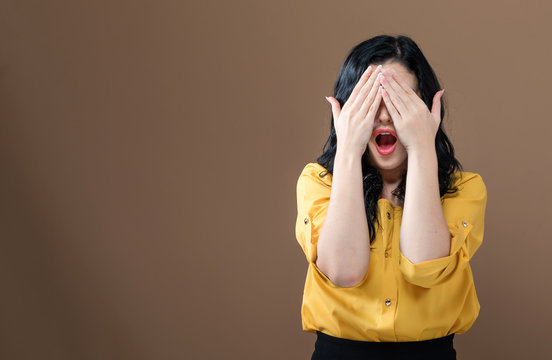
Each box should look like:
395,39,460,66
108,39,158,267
295,35,487,359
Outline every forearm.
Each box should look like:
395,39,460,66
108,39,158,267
316,149,370,287
400,146,450,264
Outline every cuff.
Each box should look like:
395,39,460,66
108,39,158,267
399,219,473,288
296,213,317,264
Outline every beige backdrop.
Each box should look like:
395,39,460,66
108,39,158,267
1,1,550,359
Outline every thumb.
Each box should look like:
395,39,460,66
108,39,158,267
325,96,341,121
431,89,444,119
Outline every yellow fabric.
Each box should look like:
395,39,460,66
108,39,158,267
295,162,487,342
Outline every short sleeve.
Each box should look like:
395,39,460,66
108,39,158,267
295,163,332,264
399,172,487,288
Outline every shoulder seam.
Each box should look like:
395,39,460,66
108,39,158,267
300,163,332,187
454,171,482,186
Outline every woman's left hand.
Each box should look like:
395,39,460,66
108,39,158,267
378,69,444,154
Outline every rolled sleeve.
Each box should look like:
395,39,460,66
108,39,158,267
399,172,487,288
295,163,331,264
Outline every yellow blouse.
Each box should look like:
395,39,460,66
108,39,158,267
295,162,487,342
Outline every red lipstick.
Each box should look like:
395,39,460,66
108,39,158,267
373,128,398,155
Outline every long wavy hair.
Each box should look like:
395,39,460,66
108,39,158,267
316,34,463,245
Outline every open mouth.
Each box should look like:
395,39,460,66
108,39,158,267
375,133,398,155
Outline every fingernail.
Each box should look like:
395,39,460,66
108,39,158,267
441,89,445,94
366,65,372,71
325,96,330,102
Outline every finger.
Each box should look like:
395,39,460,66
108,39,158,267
389,69,419,100
325,96,341,121
379,72,409,115
431,89,444,118
382,70,413,107
347,65,375,105
351,65,383,112
380,87,402,123
431,89,444,127
358,73,383,118
365,85,383,120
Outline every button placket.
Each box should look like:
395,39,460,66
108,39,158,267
378,203,397,338
384,208,392,259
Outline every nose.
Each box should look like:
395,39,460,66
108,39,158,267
375,101,393,124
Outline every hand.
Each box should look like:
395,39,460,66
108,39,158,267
378,68,444,153
325,65,385,158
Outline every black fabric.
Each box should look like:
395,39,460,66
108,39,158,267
311,331,456,360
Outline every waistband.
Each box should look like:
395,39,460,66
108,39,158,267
316,331,455,350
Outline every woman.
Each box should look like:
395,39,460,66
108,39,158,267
295,34,487,359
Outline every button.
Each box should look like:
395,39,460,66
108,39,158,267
386,212,391,219
462,221,468,227
385,251,389,258
385,299,391,306
304,217,309,224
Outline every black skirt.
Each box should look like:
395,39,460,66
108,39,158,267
312,331,456,360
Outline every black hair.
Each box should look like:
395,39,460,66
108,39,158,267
316,34,463,244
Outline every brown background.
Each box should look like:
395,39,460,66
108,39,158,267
1,1,550,359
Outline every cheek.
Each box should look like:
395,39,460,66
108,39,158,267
368,135,375,145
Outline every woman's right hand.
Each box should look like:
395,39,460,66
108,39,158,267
326,65,384,158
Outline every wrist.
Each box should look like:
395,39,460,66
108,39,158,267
406,142,436,158
336,146,363,161
407,145,438,168
335,148,363,169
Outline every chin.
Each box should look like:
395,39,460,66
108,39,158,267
365,141,407,171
